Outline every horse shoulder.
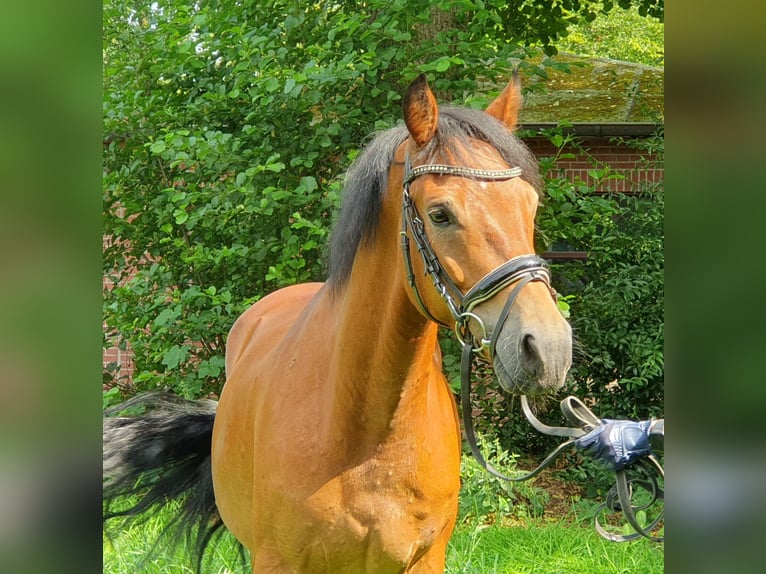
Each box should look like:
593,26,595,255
225,282,324,377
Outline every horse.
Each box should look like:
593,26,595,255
103,73,573,573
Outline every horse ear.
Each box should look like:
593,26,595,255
402,74,439,147
486,70,523,130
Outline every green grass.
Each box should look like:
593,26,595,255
103,506,245,574
104,512,663,573
446,521,663,574
105,437,663,573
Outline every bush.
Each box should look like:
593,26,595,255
103,0,549,397
540,131,665,423
458,435,550,525
103,2,663,434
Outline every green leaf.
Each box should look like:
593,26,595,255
265,162,285,172
198,355,225,379
153,306,180,328
435,58,451,72
150,140,166,154
102,387,122,410
262,77,279,93
283,78,296,94
300,176,318,193
162,345,188,370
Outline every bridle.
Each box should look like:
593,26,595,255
400,152,554,355
399,151,664,543
400,149,554,478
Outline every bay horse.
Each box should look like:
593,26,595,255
103,74,572,573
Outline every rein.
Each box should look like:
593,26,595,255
516,394,665,542
400,153,665,543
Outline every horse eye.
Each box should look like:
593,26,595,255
427,208,451,226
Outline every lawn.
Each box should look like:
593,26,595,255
104,514,663,573
446,521,663,574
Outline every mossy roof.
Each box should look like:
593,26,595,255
518,53,664,124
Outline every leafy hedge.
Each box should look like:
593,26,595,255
458,130,663,458
103,1,664,453
539,131,664,422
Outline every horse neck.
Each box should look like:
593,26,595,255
328,173,440,454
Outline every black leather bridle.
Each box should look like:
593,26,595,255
400,152,554,352
400,151,556,478
399,152,664,543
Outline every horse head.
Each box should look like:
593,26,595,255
400,74,572,396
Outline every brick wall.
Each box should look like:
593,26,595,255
103,133,663,384
102,341,134,388
525,136,663,193
103,234,137,390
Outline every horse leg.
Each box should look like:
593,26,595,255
407,526,453,574
251,545,292,574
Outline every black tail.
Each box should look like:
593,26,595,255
103,392,242,572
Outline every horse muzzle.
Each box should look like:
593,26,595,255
460,255,572,396
491,317,572,395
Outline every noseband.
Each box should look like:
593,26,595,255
400,152,554,353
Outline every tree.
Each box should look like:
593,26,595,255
556,4,664,66
103,0,663,406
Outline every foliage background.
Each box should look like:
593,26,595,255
558,4,664,66
103,0,664,462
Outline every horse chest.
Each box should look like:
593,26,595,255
291,455,458,571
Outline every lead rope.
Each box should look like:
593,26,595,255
460,344,578,483
460,343,665,542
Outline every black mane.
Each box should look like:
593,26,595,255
326,106,542,291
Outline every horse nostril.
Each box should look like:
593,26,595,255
521,334,541,374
